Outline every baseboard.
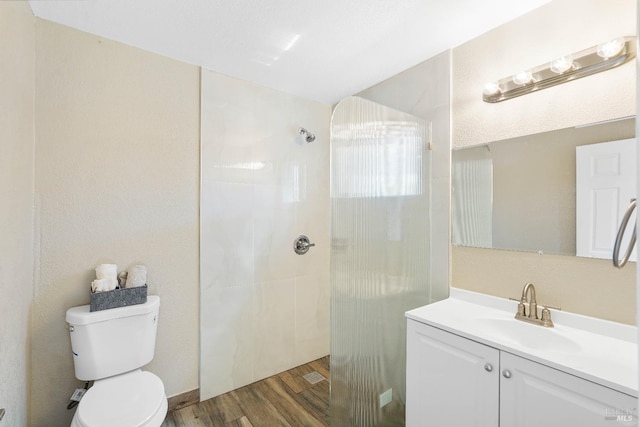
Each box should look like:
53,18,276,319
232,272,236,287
167,388,200,412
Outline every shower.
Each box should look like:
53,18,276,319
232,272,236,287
199,69,440,426
299,127,316,143
330,96,438,426
199,69,331,403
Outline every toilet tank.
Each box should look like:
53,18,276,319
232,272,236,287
66,296,160,381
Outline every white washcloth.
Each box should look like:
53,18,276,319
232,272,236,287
125,265,147,288
91,277,118,293
95,264,117,280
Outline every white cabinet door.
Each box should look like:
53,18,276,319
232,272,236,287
406,320,499,427
500,351,637,427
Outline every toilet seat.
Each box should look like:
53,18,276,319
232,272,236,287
73,371,167,427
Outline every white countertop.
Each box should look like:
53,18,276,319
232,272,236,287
406,287,638,397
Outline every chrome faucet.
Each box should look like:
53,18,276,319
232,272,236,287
514,282,556,327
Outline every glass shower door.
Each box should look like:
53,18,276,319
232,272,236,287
330,96,433,426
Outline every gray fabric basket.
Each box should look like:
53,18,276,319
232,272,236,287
89,285,148,312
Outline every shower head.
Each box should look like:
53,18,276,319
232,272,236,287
299,127,316,143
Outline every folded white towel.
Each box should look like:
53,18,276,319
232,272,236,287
95,264,117,280
125,265,147,288
91,277,118,293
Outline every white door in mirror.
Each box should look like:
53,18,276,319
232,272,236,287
576,138,636,261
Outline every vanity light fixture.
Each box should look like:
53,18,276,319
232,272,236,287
482,36,636,103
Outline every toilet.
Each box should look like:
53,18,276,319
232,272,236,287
66,295,168,427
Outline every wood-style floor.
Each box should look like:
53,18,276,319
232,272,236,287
162,356,330,427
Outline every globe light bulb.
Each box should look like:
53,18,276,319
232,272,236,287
597,38,625,59
512,70,533,85
549,55,573,74
483,82,500,96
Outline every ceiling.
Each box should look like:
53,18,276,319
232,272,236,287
29,0,551,104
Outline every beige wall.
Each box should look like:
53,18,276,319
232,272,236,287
32,19,200,426
453,246,636,324
0,3,35,426
452,0,637,324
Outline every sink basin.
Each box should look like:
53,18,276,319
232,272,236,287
474,318,581,353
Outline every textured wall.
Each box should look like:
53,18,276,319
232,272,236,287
0,3,35,426
200,69,331,399
452,246,636,324
32,19,200,426
451,0,637,324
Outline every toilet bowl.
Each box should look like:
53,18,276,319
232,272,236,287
70,370,167,427
66,296,167,427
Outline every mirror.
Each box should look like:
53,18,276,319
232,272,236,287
452,116,636,257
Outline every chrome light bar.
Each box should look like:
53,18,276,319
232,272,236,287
483,36,636,103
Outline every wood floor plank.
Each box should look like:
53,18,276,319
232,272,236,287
297,380,330,425
265,374,329,426
225,415,253,426
172,405,215,427
278,370,308,394
230,382,293,427
195,392,245,425
254,377,327,427
304,378,329,406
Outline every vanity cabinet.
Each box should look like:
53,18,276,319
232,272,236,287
406,318,499,426
407,319,637,427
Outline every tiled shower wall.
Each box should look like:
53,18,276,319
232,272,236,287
200,69,331,400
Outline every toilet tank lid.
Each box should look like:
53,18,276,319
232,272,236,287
66,295,160,325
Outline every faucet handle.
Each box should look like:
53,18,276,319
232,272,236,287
509,297,527,316
540,307,554,327
540,304,562,311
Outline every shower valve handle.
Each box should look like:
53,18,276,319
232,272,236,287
294,235,315,255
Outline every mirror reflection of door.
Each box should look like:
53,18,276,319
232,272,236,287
576,138,637,261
